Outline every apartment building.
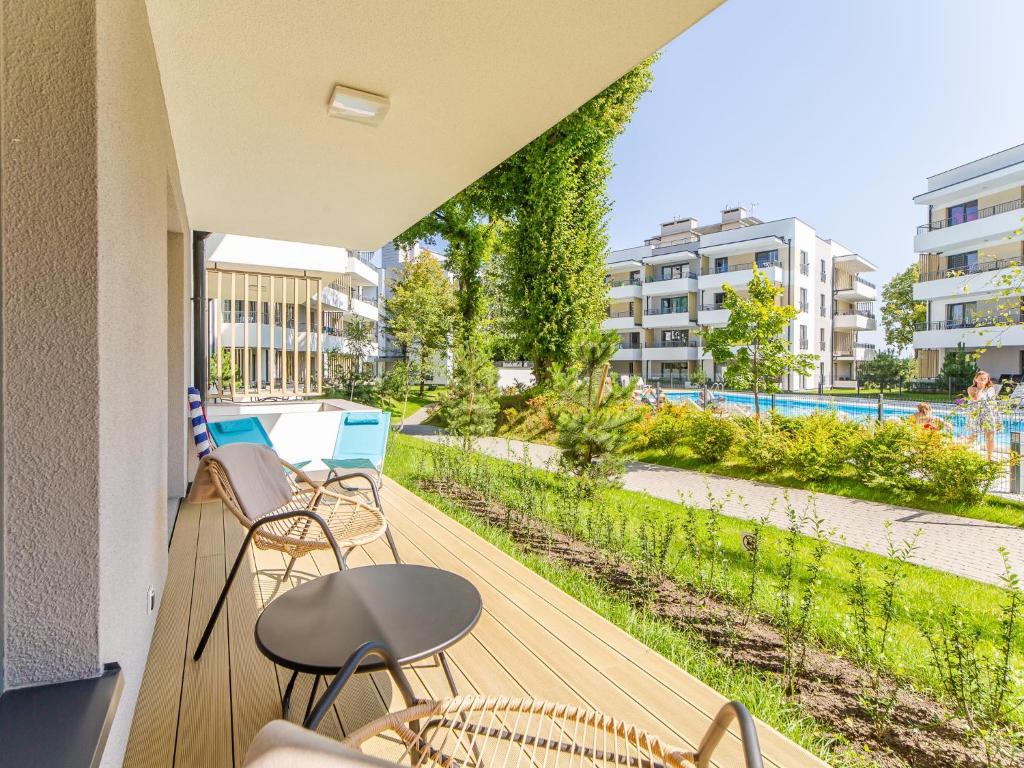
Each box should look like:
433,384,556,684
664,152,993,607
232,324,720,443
206,234,380,398
912,144,1024,380
605,208,877,389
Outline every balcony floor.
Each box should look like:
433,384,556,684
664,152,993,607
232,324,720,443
123,481,823,768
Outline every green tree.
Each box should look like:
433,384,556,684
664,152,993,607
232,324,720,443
880,265,926,355
859,351,915,392
937,344,978,392
340,316,376,400
549,330,641,492
702,269,817,417
440,330,500,449
488,59,656,381
393,192,499,345
384,253,456,395
209,348,240,392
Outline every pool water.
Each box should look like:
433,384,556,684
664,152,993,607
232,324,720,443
664,390,1024,443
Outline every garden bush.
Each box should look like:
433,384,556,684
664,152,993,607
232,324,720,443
921,439,1002,507
736,417,792,474
630,403,693,451
786,412,864,481
850,420,923,491
682,409,740,463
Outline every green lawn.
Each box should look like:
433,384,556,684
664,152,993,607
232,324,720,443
387,386,447,421
385,432,1022,700
635,445,1024,527
384,432,1023,765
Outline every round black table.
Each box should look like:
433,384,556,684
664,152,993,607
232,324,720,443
255,564,482,724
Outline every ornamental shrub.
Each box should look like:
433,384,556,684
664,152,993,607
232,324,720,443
736,417,792,474
683,409,740,463
921,440,1001,507
646,403,694,450
850,420,922,491
787,412,864,481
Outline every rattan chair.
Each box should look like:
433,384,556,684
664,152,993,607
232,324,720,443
191,449,401,661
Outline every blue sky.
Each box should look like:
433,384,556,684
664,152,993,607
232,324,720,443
607,0,1024,342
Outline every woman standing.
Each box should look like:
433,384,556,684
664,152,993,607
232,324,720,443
966,370,1001,459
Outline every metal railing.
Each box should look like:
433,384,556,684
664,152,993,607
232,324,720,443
615,342,642,350
702,259,780,275
643,306,690,316
646,339,700,348
835,309,874,318
917,197,1024,233
819,340,826,351
646,271,698,282
915,311,1024,332
799,339,809,350
354,250,376,265
799,263,810,275
854,342,876,349
700,302,727,311
607,310,636,319
799,302,809,312
918,255,1024,283
649,236,700,255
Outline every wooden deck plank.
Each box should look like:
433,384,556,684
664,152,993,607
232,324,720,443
222,512,287,766
128,478,824,768
123,502,201,768
381,481,819,768
174,503,234,768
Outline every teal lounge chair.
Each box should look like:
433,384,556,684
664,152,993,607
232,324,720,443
323,411,391,486
207,417,310,471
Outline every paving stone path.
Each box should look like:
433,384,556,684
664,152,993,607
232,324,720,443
400,417,1024,586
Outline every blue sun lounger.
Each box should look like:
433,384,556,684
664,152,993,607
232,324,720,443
323,410,391,485
206,416,310,471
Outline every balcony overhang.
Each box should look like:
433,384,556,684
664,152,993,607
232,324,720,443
145,0,723,249
833,253,877,273
645,250,699,265
607,259,644,272
698,235,786,259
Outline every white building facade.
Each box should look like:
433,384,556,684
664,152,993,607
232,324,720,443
605,208,877,390
912,144,1024,381
206,234,380,397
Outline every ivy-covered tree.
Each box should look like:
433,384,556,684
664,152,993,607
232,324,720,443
488,58,656,381
440,330,500,449
549,330,641,492
859,351,915,392
393,191,499,344
702,269,817,417
880,265,926,355
384,253,456,395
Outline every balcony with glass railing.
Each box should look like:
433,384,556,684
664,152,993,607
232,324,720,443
917,198,1024,233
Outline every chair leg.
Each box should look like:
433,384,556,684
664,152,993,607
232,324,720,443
437,652,459,696
303,675,322,724
385,527,402,564
282,555,297,582
193,532,253,661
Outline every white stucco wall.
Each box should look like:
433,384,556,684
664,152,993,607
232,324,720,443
2,3,191,766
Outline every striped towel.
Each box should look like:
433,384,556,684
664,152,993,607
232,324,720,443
187,387,213,458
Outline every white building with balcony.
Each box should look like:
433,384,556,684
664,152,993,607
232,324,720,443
912,144,1024,380
206,234,380,397
605,208,877,389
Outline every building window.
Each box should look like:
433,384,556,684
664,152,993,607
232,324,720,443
755,249,779,268
799,287,808,312
714,257,728,274
820,259,827,282
820,293,827,317
946,302,977,327
660,295,687,314
948,200,978,226
947,251,978,272
713,291,725,307
799,324,808,350
819,327,826,351
661,264,687,280
800,250,809,275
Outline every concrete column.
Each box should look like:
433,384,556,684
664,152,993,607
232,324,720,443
2,0,103,687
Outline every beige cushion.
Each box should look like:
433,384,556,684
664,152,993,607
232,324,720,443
244,720,400,768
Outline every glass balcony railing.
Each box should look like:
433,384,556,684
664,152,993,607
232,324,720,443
643,306,690,315
607,278,642,287
917,197,1024,233
646,271,698,283
701,258,780,275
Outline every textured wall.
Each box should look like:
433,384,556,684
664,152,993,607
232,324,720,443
96,1,186,763
1,0,103,687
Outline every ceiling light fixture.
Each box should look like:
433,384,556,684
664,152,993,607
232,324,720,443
327,84,390,126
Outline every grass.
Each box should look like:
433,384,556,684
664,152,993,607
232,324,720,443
388,386,447,421
635,445,1024,528
384,432,1023,709
383,434,864,766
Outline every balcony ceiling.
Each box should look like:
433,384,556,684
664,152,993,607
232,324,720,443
145,0,722,250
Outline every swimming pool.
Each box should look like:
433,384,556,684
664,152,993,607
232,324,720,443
664,390,1024,442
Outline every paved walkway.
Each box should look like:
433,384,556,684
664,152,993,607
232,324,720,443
401,417,1024,586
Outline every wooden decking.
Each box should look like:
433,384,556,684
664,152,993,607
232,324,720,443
123,479,825,768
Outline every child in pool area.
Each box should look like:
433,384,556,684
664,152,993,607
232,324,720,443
908,402,949,432
966,370,1001,459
